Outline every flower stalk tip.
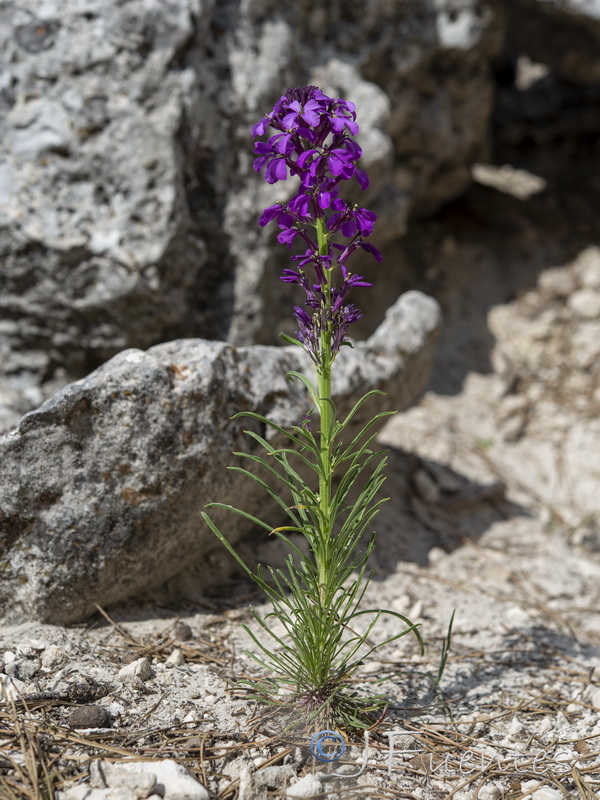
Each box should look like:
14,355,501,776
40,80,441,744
252,85,381,368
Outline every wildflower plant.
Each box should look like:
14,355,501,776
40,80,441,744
202,86,424,732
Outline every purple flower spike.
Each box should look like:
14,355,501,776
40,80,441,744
252,85,381,365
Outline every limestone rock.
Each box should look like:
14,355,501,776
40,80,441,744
90,760,157,798
59,788,138,800
91,760,209,800
0,291,441,624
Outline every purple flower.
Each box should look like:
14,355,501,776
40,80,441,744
341,264,372,289
289,192,313,218
251,116,270,138
281,98,323,130
277,227,303,247
331,304,363,353
259,204,293,229
293,306,321,364
290,250,329,286
328,203,377,238
358,240,382,262
268,132,295,155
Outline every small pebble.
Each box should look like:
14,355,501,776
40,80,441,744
238,768,257,800
97,760,208,800
532,788,563,800
173,621,193,641
254,764,295,788
501,412,527,442
583,684,600,708
414,467,441,504
108,701,126,717
508,716,524,736
361,660,381,674
478,784,502,800
118,657,152,682
391,593,411,613
553,749,574,763
59,787,138,799
409,599,424,620
182,708,201,723
69,705,112,729
286,773,323,798
537,717,553,735
520,780,540,798
428,546,446,566
166,648,185,667
1,674,27,699
42,644,66,670
15,643,38,658
505,605,530,626
5,657,40,681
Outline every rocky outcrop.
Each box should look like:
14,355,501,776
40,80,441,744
0,0,500,429
0,291,441,625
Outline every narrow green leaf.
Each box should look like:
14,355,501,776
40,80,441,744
279,333,303,348
201,512,257,580
204,503,273,532
285,370,319,403
232,412,309,450
337,390,389,432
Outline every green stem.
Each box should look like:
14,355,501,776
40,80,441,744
315,216,333,606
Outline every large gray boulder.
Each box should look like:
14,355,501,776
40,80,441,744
0,291,441,625
0,0,500,428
